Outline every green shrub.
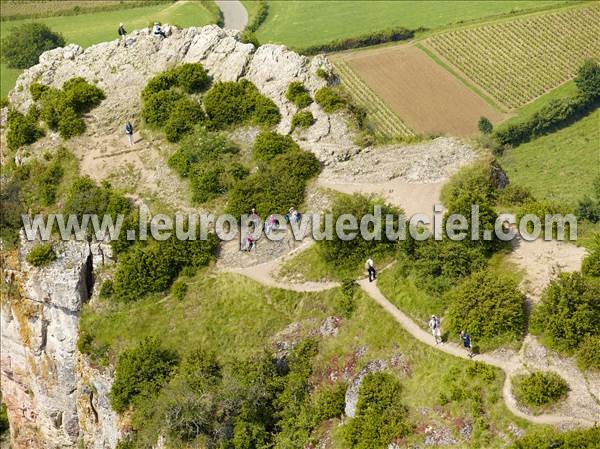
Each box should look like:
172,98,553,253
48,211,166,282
38,161,63,205
517,199,572,235
57,106,86,138
342,372,411,448
189,162,225,203
171,279,188,301
110,337,179,413
513,371,569,409
582,236,600,277
245,0,268,32
26,242,57,267
173,63,210,94
29,82,49,101
531,272,600,353
291,110,314,130
253,131,300,162
64,176,130,218
508,427,600,449
315,87,345,113
299,27,413,55
319,194,401,272
575,59,600,101
168,127,239,177
496,184,534,206
6,108,44,150
99,279,114,298
445,270,526,349
142,71,178,100
141,89,185,128
576,335,600,371
113,236,217,302
441,159,497,206
240,30,260,46
478,116,493,134
316,68,329,80
310,382,346,425
61,77,105,113
1,23,65,68
164,97,206,142
286,81,313,108
204,79,280,129
226,149,320,216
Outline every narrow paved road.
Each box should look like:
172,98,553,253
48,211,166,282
215,0,248,30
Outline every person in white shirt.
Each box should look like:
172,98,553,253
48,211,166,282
366,257,376,282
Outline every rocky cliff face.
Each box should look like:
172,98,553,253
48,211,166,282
0,237,118,448
9,24,357,164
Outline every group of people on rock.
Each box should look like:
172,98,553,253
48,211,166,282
117,21,167,47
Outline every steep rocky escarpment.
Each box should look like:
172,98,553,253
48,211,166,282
0,237,118,448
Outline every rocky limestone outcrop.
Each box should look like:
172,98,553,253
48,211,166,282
8,24,357,164
0,236,118,448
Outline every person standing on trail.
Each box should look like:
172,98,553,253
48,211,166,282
460,330,473,358
125,121,134,146
429,315,442,344
366,257,376,282
118,23,127,46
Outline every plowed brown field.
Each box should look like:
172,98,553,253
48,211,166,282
343,45,506,136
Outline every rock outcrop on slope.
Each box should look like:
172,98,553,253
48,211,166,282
8,24,357,164
1,236,119,448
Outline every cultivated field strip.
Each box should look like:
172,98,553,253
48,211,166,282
427,5,600,109
333,60,415,140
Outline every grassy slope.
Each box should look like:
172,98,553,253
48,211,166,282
500,108,600,205
0,1,218,97
240,0,261,27
83,270,538,447
256,0,561,49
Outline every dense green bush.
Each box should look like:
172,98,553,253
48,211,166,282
478,116,493,134
445,270,526,349
576,335,600,371
64,176,130,218
173,63,210,94
204,79,280,128
575,59,600,101
240,30,260,46
316,67,329,80
226,149,320,216
57,106,86,138
61,77,105,113
26,242,57,267
508,427,600,449
253,131,300,162
496,184,534,206
142,71,178,100
112,235,217,302
164,97,206,142
517,199,572,235
582,236,600,277
291,110,315,130
319,194,401,272
168,127,239,177
29,82,49,101
111,337,179,413
513,371,569,409
6,108,45,150
141,89,185,128
441,159,496,206
531,272,600,353
343,372,411,448
577,175,600,223
99,279,114,299
286,81,313,108
1,23,65,68
310,382,346,425
170,279,188,301
38,160,64,205
315,87,345,113
299,27,414,55
189,162,225,203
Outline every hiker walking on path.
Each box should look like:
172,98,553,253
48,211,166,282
460,330,473,358
366,257,376,282
118,23,127,46
125,121,134,146
153,22,167,38
429,315,442,344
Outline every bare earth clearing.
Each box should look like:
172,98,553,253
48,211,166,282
342,44,506,136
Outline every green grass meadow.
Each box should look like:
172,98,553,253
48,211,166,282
255,0,563,49
500,108,600,206
1,1,218,97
